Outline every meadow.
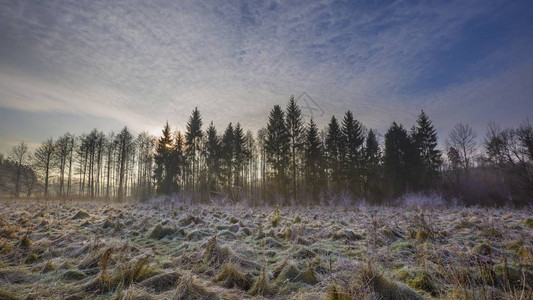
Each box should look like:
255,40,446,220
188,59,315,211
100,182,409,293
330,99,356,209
0,199,532,299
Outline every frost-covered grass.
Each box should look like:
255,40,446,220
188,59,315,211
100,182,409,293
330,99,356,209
0,199,532,299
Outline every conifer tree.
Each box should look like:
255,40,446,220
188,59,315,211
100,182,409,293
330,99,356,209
364,129,381,200
221,123,234,192
285,95,304,203
304,119,323,205
384,122,411,197
233,123,246,190
153,122,178,195
185,107,203,201
341,111,364,196
414,110,442,188
205,122,220,192
325,116,344,193
265,105,290,202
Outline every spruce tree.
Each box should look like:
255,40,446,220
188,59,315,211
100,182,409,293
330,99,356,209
265,105,290,202
325,116,345,193
285,95,304,203
154,122,179,195
363,129,381,200
185,107,203,201
221,123,234,192
341,111,364,196
304,119,323,205
414,110,442,188
383,122,410,197
205,122,220,192
233,123,245,189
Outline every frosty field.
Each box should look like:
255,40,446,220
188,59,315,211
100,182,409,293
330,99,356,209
0,200,532,299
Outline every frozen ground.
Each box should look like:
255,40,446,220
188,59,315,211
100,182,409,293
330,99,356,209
0,200,532,299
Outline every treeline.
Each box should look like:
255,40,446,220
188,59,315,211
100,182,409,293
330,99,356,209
0,96,532,206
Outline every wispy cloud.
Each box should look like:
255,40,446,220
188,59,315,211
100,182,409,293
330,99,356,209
0,0,532,152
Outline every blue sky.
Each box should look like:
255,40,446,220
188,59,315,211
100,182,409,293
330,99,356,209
0,0,532,153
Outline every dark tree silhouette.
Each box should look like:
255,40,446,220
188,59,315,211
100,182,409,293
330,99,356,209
266,105,290,202
325,116,344,193
341,111,364,197
285,95,304,203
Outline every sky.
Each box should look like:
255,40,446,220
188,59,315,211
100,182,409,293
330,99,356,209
0,0,532,154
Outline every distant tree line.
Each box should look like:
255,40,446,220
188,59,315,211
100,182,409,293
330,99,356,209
0,96,531,206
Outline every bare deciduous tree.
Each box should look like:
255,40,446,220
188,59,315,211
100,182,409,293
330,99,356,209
8,142,30,198
447,123,477,177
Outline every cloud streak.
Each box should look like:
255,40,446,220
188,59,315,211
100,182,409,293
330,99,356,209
0,0,532,152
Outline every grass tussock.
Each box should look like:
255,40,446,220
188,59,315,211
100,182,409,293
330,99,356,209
148,223,176,240
214,263,253,290
270,205,282,227
71,209,91,220
327,263,423,300
173,276,219,300
249,270,274,296
139,271,181,292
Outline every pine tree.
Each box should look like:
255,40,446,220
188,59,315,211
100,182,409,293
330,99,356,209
285,95,304,203
304,119,324,205
414,110,442,188
325,116,345,193
341,111,364,196
265,105,290,202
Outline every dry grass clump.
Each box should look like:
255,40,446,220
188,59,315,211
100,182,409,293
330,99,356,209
71,209,90,220
62,269,87,281
18,233,32,248
113,256,158,287
140,271,182,292
173,275,219,300
249,270,274,296
327,263,423,300
214,263,253,290
270,205,282,227
0,223,18,238
274,261,319,285
147,223,176,240
406,271,439,296
24,251,39,264
0,290,20,300
293,214,301,223
522,218,533,229
203,233,259,270
179,215,203,226
412,211,438,242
